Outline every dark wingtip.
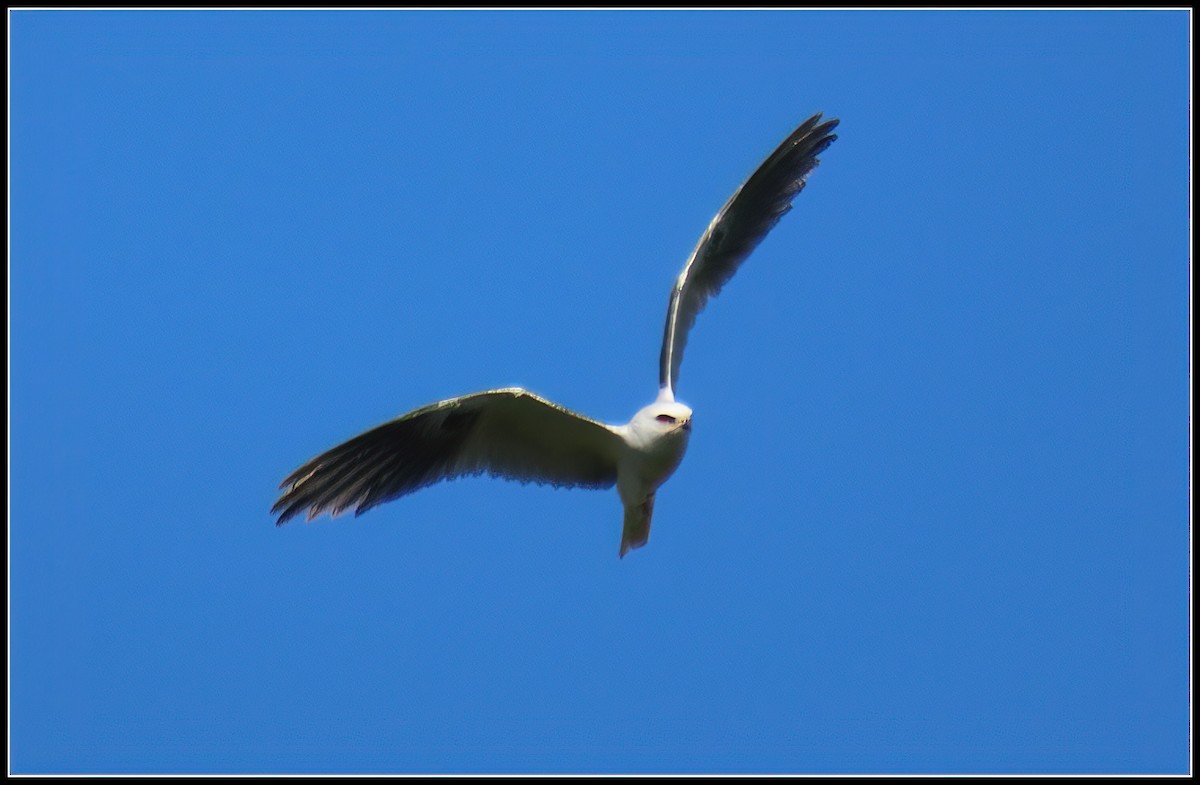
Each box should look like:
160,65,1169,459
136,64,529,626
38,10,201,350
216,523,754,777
272,490,307,526
804,116,840,162
811,133,838,159
805,114,839,143
272,504,295,527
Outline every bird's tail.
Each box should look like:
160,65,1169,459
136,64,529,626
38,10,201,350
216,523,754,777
619,494,655,558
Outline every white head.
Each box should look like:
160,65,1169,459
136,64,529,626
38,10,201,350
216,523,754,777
626,399,693,450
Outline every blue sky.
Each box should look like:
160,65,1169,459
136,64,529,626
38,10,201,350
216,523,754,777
9,9,1190,775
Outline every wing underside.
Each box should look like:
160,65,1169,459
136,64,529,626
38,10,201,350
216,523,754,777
659,113,839,397
272,388,624,525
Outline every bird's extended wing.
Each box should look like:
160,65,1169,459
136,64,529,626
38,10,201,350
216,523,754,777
272,388,624,525
658,113,839,397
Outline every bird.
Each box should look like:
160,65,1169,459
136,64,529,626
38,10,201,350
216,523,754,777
273,112,839,557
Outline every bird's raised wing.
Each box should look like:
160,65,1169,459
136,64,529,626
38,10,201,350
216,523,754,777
658,113,839,398
272,388,624,525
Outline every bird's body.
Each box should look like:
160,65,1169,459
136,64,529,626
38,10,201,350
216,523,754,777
274,113,838,557
613,399,694,556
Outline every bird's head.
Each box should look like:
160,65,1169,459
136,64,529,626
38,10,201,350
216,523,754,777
629,400,693,445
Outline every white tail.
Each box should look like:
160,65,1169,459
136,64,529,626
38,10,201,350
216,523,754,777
619,494,656,558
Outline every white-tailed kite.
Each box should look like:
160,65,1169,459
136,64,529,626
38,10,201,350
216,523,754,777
273,113,839,557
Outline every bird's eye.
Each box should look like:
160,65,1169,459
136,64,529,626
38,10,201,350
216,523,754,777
656,414,677,424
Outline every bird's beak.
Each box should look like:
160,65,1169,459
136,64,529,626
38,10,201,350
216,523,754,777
681,418,692,432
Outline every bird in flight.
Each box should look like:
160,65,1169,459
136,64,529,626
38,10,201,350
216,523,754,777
273,112,839,557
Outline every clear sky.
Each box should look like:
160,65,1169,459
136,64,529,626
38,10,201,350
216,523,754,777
9,8,1191,776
